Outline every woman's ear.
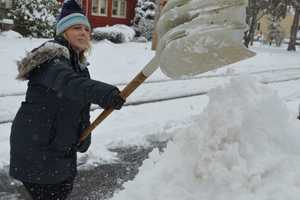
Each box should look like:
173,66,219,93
63,32,69,41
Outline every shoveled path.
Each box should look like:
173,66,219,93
0,142,167,200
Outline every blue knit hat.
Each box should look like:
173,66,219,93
56,0,91,35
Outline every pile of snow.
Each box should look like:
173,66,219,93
0,30,23,39
111,77,300,200
93,25,135,43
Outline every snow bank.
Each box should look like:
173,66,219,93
111,76,300,200
93,25,135,43
0,30,23,39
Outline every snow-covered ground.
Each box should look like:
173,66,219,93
1,31,300,199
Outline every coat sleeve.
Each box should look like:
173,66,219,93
29,56,118,108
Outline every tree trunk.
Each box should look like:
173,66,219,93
249,12,258,46
244,0,258,48
287,8,300,51
244,11,258,48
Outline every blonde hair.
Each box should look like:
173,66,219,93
80,41,91,62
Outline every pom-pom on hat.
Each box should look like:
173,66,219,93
56,0,91,35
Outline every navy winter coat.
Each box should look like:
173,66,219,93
10,36,118,184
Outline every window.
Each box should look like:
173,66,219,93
112,0,127,18
92,0,108,16
5,0,12,8
0,0,4,8
0,0,12,8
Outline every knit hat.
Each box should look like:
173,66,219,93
56,0,91,35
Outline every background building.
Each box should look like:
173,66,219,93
257,12,300,40
58,0,137,27
0,0,13,19
0,0,13,31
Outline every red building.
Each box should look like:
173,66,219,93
58,0,137,28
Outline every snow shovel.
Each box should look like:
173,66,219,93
80,0,255,142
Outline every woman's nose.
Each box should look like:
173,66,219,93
79,27,90,36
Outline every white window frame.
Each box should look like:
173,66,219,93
112,0,127,19
92,0,108,16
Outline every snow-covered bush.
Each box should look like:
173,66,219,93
133,0,156,40
93,25,135,43
0,30,23,39
8,0,60,38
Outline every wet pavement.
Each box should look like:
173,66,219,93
0,142,167,200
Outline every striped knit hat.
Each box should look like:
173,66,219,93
56,0,91,35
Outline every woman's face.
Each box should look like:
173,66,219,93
64,24,91,52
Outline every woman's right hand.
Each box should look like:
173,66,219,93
103,88,125,110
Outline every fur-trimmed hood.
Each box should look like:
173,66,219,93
16,42,70,80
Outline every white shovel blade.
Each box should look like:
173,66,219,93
155,0,255,79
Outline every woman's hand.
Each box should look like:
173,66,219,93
103,89,125,110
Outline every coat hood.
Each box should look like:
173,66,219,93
16,42,70,80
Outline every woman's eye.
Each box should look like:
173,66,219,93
73,26,81,30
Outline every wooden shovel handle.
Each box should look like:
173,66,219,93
80,72,148,142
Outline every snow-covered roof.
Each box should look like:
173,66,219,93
0,18,14,25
